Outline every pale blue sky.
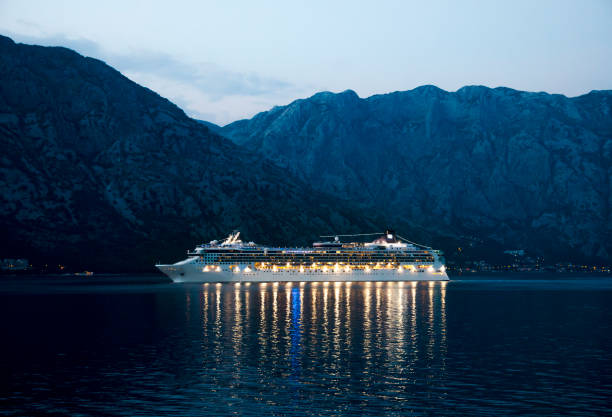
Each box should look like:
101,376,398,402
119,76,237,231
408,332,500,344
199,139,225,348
1,0,611,124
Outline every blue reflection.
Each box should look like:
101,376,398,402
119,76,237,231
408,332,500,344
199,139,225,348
290,287,301,385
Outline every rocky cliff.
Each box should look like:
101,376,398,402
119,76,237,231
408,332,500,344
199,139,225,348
0,36,377,271
222,86,612,262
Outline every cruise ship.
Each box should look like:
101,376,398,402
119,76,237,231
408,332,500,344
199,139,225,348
156,230,448,283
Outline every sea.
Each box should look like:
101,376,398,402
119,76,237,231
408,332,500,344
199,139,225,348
0,275,610,416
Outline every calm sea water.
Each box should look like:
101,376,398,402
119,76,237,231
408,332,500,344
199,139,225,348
0,276,611,416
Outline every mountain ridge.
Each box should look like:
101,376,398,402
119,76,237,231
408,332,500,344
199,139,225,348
2,34,611,268
221,85,612,262
0,35,385,271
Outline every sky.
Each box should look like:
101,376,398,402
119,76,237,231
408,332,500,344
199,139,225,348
1,0,611,125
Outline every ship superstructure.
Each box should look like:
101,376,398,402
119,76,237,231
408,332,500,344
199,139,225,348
156,230,448,283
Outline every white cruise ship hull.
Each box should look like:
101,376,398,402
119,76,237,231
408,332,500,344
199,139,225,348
156,261,449,283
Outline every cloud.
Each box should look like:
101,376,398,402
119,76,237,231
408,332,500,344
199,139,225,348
2,30,302,124
114,52,293,100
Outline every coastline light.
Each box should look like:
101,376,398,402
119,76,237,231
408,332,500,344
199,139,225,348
300,265,305,273
216,266,222,272
398,266,404,273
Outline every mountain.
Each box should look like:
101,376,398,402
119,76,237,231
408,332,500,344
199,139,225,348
222,86,612,263
0,35,379,271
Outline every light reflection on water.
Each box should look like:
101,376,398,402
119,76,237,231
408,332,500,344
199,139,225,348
1,279,611,416
195,282,450,405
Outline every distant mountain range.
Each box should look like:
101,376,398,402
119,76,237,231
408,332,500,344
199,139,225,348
1,34,610,271
0,35,379,271
221,87,612,263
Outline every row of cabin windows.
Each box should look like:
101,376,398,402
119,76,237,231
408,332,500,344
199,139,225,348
198,256,435,263
200,255,435,260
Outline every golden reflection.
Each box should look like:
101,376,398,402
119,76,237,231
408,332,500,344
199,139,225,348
323,286,329,339
427,280,435,360
311,283,318,325
333,283,341,357
410,285,417,353
215,284,221,325
202,285,209,328
285,283,292,323
441,280,447,370
271,281,279,357
376,285,381,315
245,286,250,324
273,281,278,315
196,277,449,393
233,285,242,358
300,286,304,319
397,285,404,336
364,283,371,363
259,285,267,354
345,280,351,343
214,284,221,358
385,282,404,366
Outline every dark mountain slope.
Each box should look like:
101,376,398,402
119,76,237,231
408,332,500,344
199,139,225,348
222,86,612,262
0,36,378,271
